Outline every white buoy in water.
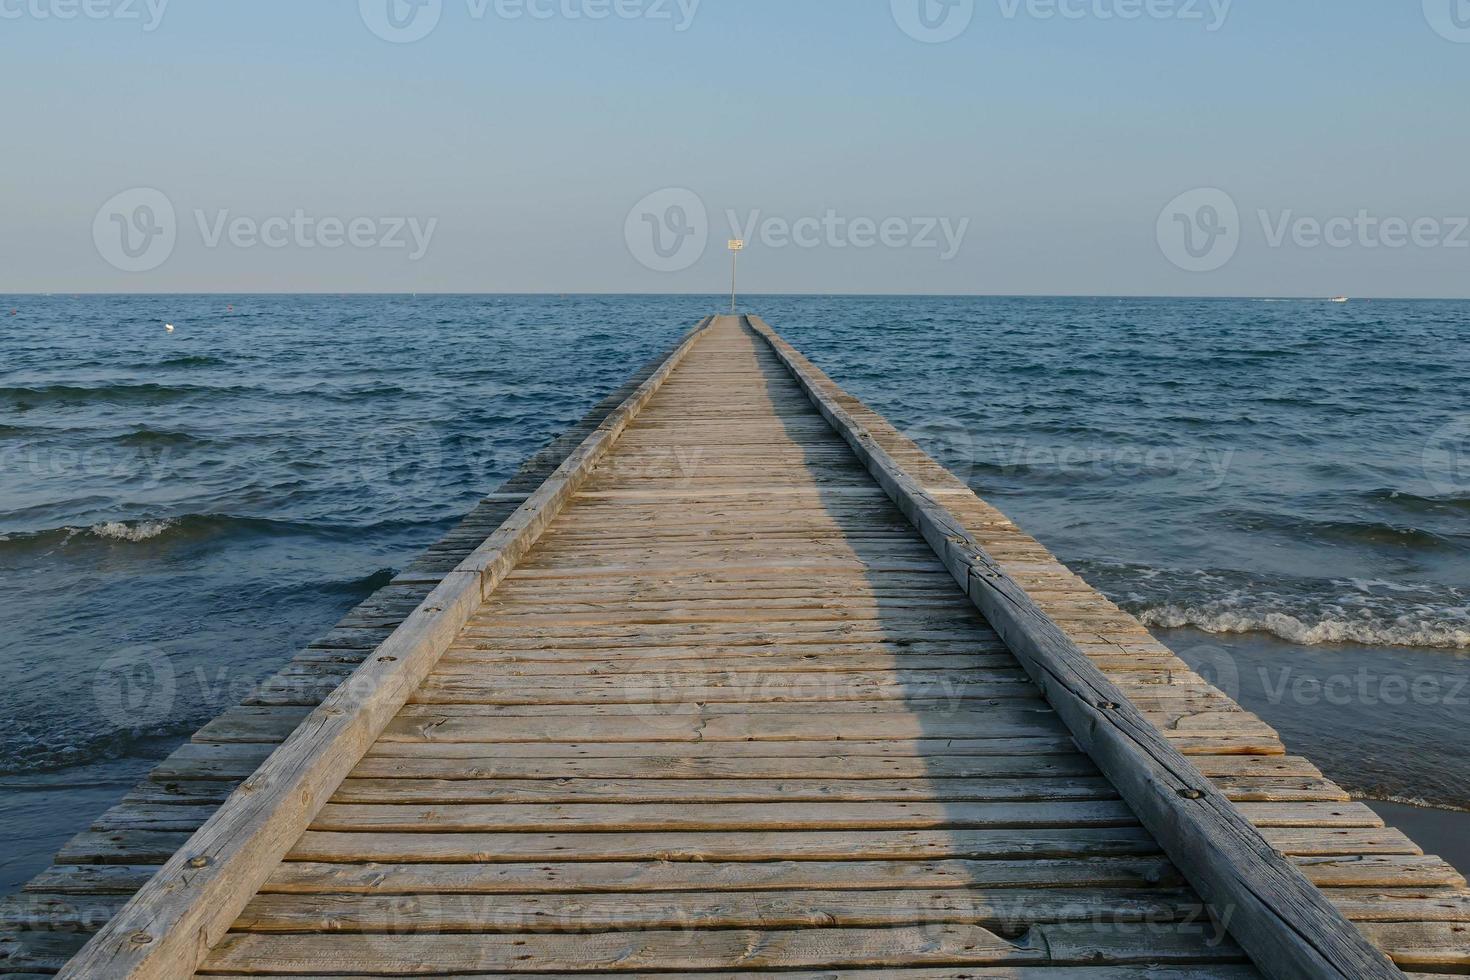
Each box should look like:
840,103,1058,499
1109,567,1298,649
165,323,175,333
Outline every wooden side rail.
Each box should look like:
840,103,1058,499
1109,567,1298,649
57,316,717,980
747,313,1404,980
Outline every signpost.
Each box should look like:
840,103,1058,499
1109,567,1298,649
728,239,744,315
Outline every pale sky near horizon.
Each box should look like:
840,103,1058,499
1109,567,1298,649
4,1,1470,297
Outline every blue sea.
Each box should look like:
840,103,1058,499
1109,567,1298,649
2,294,1467,890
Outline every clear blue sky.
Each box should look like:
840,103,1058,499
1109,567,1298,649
4,1,1468,296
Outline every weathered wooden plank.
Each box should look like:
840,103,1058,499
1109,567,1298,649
267,826,1422,867
436,650,1023,672
22,866,161,896
328,775,1118,804
287,827,1165,863
1356,921,1470,968
258,856,1186,895
338,751,1319,782
1327,890,1470,923
316,773,1338,805
249,855,1466,898
443,638,1014,660
360,737,1084,759
0,930,89,973
1299,856,1467,890
229,887,1208,934
201,922,1245,973
40,971,1276,980
307,800,1141,833
376,707,1073,743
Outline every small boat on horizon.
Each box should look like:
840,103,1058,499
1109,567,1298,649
1330,296,1350,303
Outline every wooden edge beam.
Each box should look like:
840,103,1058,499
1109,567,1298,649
745,313,1405,980
55,316,719,980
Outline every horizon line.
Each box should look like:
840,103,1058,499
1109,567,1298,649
3,292,1468,302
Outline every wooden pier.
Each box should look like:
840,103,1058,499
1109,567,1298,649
3,315,1467,978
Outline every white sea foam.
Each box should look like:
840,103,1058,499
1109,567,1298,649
87,520,174,543
1138,604,1470,650
1356,792,1470,813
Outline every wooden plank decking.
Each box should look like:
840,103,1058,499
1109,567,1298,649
3,315,1468,978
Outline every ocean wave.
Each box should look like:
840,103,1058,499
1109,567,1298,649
1216,509,1462,550
0,722,204,778
1361,487,1470,514
1136,603,1470,650
1,382,253,409
257,566,397,602
113,426,207,448
0,515,292,552
1307,519,1460,550
1353,791,1470,814
155,354,228,369
0,518,188,549
88,519,175,542
1077,558,1470,651
0,512,443,554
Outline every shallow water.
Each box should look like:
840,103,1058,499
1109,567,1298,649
1,294,1467,890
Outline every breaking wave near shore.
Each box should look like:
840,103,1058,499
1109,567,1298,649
1078,560,1470,650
